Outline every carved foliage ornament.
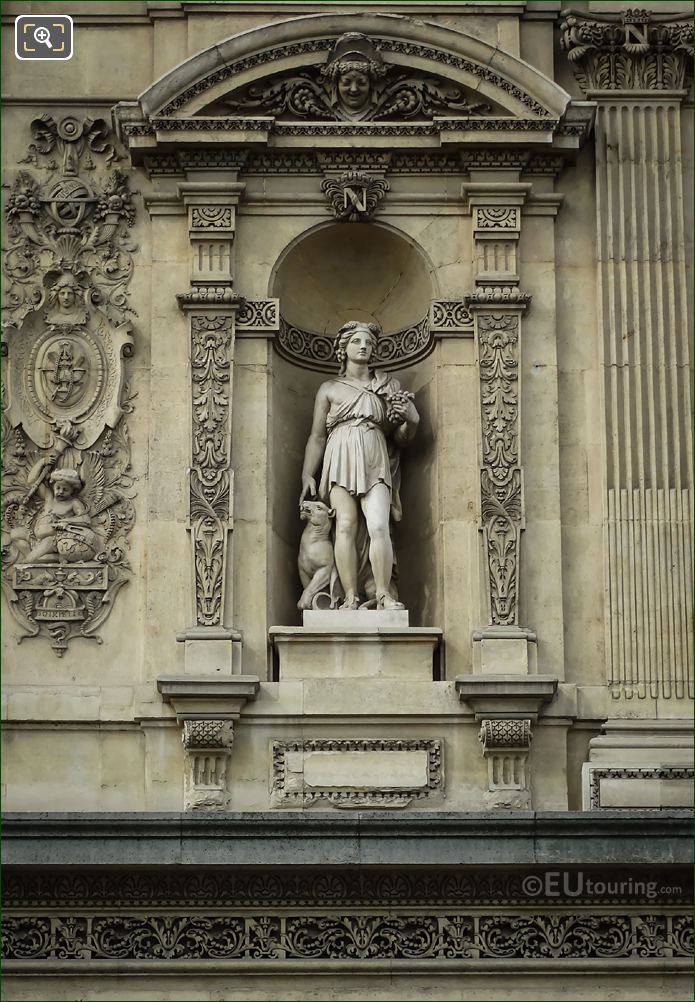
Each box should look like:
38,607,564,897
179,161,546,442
2,912,692,962
159,34,551,118
276,315,431,373
560,8,694,91
475,311,524,626
189,316,234,628
1,116,137,656
213,33,493,123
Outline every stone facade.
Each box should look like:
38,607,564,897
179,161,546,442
1,2,692,1000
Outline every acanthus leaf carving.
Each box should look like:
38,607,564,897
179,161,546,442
466,305,528,627
214,33,493,123
189,315,234,628
560,8,694,91
2,911,691,961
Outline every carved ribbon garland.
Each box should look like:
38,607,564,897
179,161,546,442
190,316,233,627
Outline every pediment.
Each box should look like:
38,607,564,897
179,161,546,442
115,14,589,153
196,34,512,123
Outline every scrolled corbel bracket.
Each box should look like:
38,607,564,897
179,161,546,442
455,675,558,810
157,675,260,812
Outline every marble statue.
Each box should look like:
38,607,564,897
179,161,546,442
300,320,419,611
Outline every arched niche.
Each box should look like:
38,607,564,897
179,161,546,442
268,222,439,628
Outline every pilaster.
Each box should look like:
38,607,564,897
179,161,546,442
560,7,694,704
463,181,535,675
175,171,246,674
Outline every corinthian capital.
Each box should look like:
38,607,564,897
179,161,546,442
559,7,694,92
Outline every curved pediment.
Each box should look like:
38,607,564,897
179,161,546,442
136,13,571,124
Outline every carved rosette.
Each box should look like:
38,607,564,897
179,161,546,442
1,116,137,656
559,8,694,92
478,718,533,809
181,718,235,811
188,316,235,628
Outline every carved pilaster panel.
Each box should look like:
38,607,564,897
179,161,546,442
188,315,235,628
466,297,530,628
1,115,137,656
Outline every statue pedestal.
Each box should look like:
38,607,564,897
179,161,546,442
269,616,442,681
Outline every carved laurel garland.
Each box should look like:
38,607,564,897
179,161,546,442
3,911,692,961
189,316,234,627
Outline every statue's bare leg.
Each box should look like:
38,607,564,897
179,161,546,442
361,483,404,610
330,485,359,609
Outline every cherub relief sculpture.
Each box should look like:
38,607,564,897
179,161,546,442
221,32,491,122
22,464,99,564
300,321,419,611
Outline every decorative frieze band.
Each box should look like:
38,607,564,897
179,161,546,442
558,31,695,701
3,911,691,963
276,315,432,372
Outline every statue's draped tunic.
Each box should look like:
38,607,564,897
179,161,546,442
319,370,403,523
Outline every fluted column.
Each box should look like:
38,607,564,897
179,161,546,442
560,8,694,701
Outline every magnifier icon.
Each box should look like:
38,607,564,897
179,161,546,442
33,26,52,49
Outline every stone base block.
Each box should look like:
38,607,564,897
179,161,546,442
582,719,694,810
472,626,538,674
303,608,409,628
269,626,442,680
175,627,243,675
